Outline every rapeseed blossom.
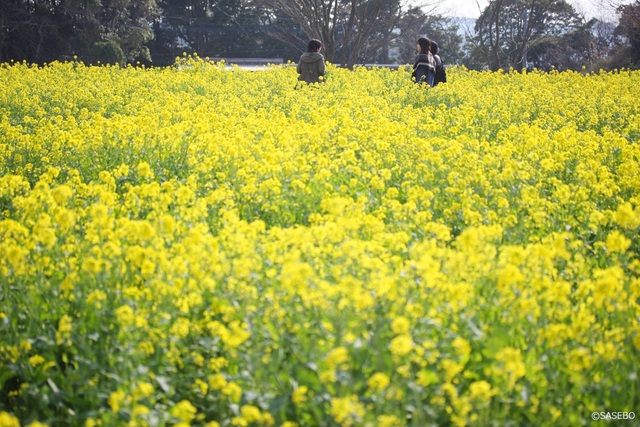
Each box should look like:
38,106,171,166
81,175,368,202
0,58,638,425
0,413,20,427
366,372,390,392
330,395,365,426
170,400,197,423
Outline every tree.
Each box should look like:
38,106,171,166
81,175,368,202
473,0,587,71
589,18,619,65
75,0,161,64
394,8,464,65
612,0,640,67
251,9,309,61
346,0,411,64
149,0,302,65
526,18,596,70
0,0,66,63
0,0,161,65
252,0,444,68
155,0,243,57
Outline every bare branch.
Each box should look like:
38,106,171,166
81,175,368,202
258,0,445,67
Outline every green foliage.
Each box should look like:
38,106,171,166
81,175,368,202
92,41,125,66
472,0,587,71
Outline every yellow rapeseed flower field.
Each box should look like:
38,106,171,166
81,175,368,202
0,56,639,426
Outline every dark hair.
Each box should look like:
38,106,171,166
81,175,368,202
307,39,322,52
417,37,431,54
430,40,439,55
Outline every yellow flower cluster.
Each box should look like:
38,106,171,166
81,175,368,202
0,57,639,426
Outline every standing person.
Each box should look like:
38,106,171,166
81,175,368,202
412,37,436,87
297,39,326,85
430,40,447,86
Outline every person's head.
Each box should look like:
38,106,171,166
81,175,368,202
307,39,322,52
430,40,439,55
417,37,431,54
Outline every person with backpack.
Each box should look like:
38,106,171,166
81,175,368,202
297,39,326,85
430,41,447,86
411,37,436,87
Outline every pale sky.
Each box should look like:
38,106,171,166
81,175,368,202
433,0,627,20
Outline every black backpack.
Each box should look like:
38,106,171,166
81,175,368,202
434,55,447,86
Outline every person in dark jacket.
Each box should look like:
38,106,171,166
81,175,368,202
297,39,326,84
412,37,436,87
430,40,447,86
